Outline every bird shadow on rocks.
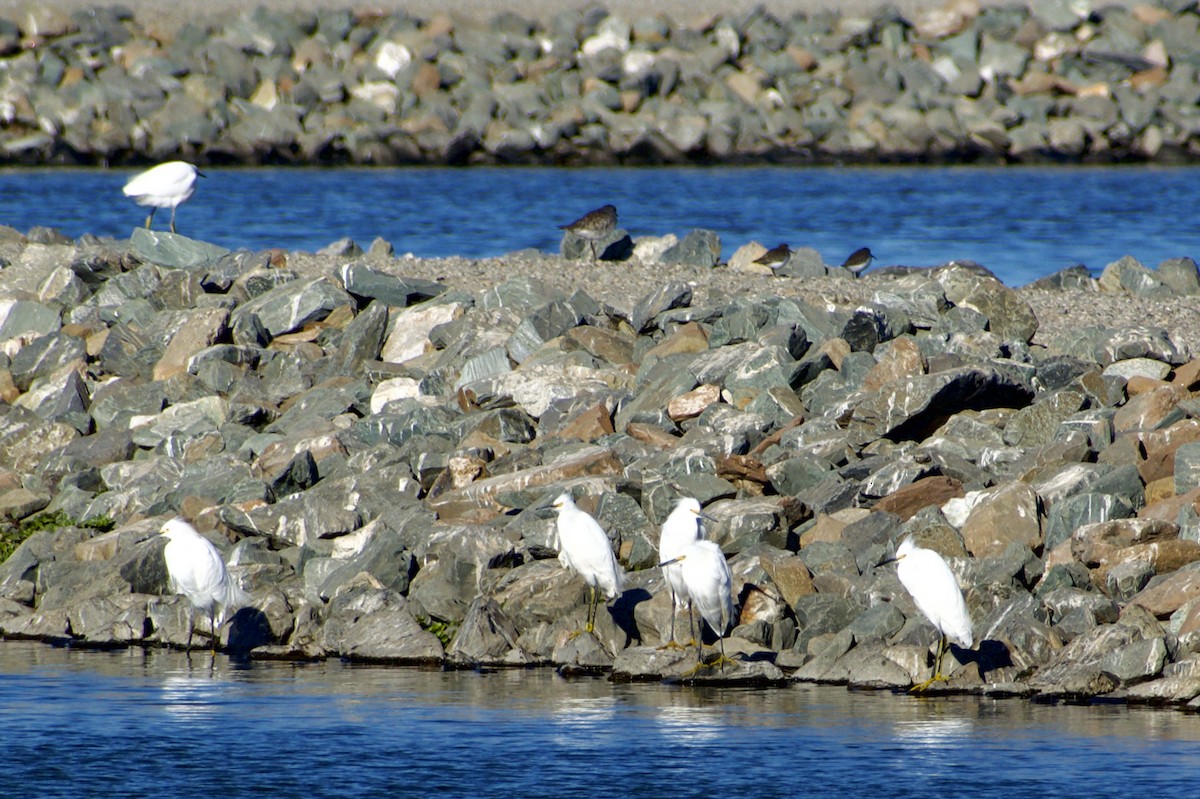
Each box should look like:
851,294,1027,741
970,638,1013,675
610,587,651,648
227,606,275,655
598,235,634,262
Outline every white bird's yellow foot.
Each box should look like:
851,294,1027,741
909,673,948,693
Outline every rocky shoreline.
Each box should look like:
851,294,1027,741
3,0,1200,166
0,221,1198,710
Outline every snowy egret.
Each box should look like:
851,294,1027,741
659,539,735,672
657,497,708,648
879,536,973,691
159,518,248,652
551,492,624,635
123,161,203,234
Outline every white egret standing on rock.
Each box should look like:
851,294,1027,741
879,535,973,692
551,492,624,635
659,539,735,673
657,497,708,648
160,518,248,652
123,161,203,234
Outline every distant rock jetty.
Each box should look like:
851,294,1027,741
1,224,1200,709
2,0,1200,165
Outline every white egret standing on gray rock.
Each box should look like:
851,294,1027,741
657,497,708,648
160,517,248,652
880,535,973,692
551,492,624,635
123,161,203,234
659,539,735,673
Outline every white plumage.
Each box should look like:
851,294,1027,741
123,161,202,233
894,536,973,648
552,492,624,633
889,535,973,689
657,497,705,645
679,540,734,647
160,517,248,650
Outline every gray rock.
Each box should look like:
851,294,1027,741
319,581,444,663
231,278,355,344
660,229,721,268
339,262,447,307
130,228,231,269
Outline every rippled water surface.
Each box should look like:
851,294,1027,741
0,165,1196,287
2,643,1198,799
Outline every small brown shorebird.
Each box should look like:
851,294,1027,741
841,247,875,277
753,242,792,273
559,204,617,261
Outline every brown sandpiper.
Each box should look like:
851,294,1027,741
841,247,875,277
753,242,793,274
559,204,618,261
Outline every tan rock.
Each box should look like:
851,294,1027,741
153,307,230,382
961,482,1042,558
799,508,869,548
642,322,708,360
820,337,851,370
411,62,441,97
1144,475,1176,504
668,383,720,421
381,302,464,364
1070,517,1179,566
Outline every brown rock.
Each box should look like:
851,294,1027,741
1137,419,1200,484
873,475,963,522
760,552,815,609
253,433,350,481
1125,375,1170,396
411,63,442,97
565,326,634,365
1129,569,1200,618
1170,359,1200,390
1138,486,1200,524
1144,475,1175,504
862,336,926,393
1093,540,1200,588
961,482,1042,558
1113,385,1190,433
555,402,615,442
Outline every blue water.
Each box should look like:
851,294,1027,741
0,165,1196,287
1,643,1197,798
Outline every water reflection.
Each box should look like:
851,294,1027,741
2,642,1199,799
